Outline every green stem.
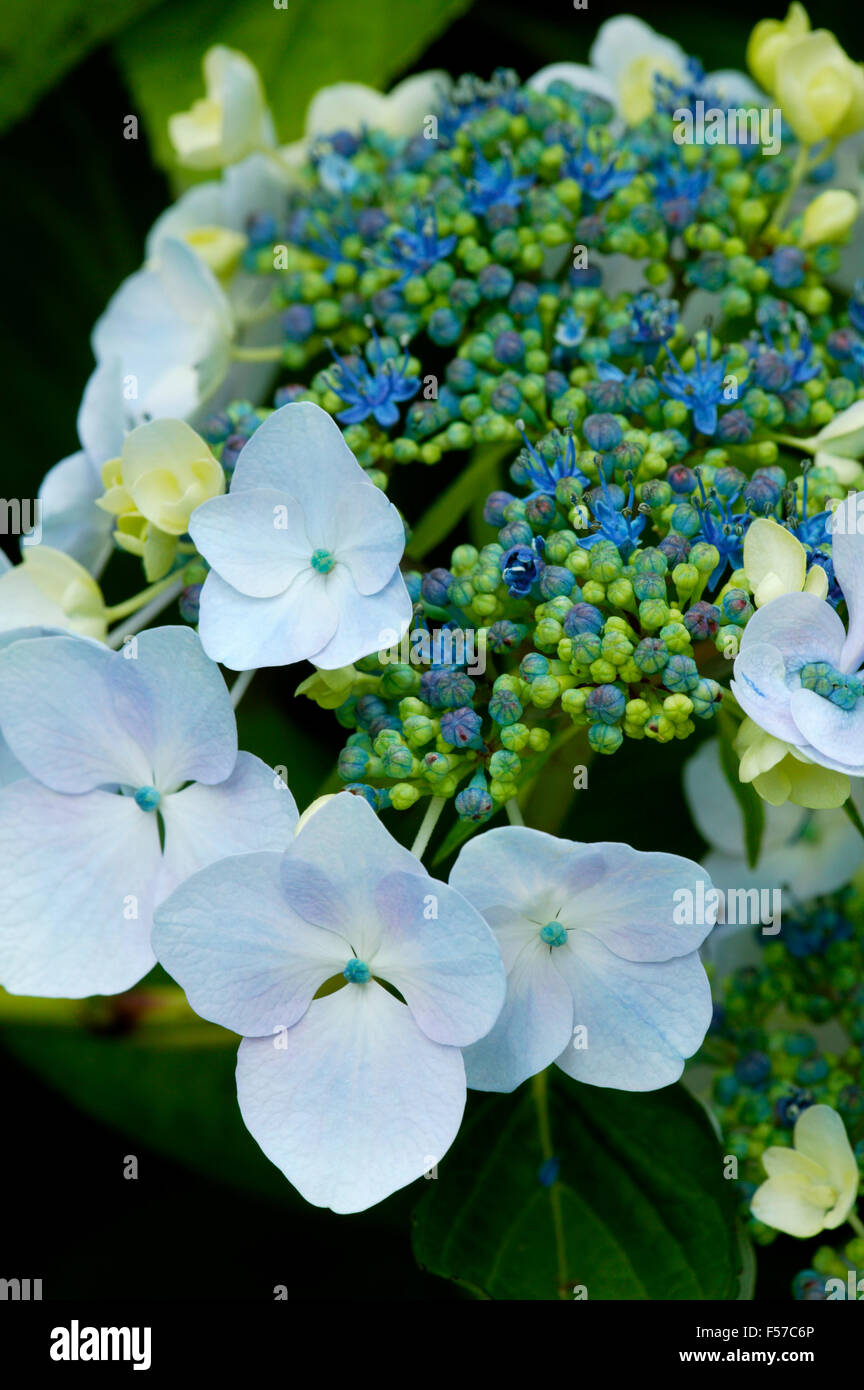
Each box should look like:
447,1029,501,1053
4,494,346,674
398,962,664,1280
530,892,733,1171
408,442,513,560
770,143,810,230
532,1069,569,1300
768,432,815,453
231,345,284,362
103,573,182,623
842,796,864,844
230,668,256,710
410,795,446,860
505,797,525,826
848,1210,864,1240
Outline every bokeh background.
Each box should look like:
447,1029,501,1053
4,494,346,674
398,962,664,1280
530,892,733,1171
0,0,857,1300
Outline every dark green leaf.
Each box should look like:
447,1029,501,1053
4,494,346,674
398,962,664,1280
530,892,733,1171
0,0,165,133
413,1071,743,1300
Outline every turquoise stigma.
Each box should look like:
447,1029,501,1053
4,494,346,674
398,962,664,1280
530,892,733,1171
310,548,336,575
799,661,863,711
343,958,371,983
540,921,567,948
134,785,162,813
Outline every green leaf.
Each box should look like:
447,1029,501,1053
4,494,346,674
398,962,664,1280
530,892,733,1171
116,0,472,175
412,1071,743,1300
717,707,764,869
0,0,165,134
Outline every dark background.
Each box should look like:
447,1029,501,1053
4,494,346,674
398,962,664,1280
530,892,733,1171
1,1,853,1300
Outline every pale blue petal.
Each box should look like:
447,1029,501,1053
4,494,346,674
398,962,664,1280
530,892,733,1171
77,360,126,463
830,493,864,672
236,983,466,1212
554,934,712,1091
36,453,114,575
370,870,505,1046
0,779,161,997
738,591,845,670
0,635,153,791
153,850,346,1037
731,642,804,743
231,402,366,521
156,751,298,901
462,935,574,1092
553,841,715,961
315,482,406,595
451,825,578,928
280,792,422,958
119,626,238,788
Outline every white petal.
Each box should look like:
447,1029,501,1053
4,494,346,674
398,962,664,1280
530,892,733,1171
309,565,411,669
125,625,238,788
196,566,337,671
37,453,114,576
751,1173,833,1237
305,82,390,137
829,492,864,671
738,589,846,667
708,69,768,107
450,825,574,928
231,402,366,519
794,1104,859,1224
788,689,864,775
156,750,298,900
318,481,406,595
153,849,345,1037
0,779,161,996
528,62,616,105
236,982,466,1212
190,488,313,598
77,359,127,463
462,935,574,1092
589,16,686,84
370,869,505,1046
554,933,712,1091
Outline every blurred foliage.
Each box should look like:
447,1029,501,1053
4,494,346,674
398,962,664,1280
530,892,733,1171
0,0,163,132
117,0,473,175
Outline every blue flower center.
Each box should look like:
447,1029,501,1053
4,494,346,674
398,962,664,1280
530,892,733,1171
134,785,161,813
343,958,371,984
310,548,335,574
799,661,863,711
540,921,568,948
